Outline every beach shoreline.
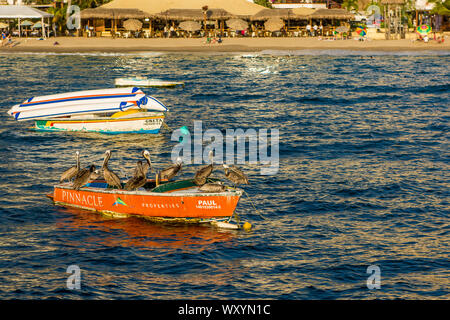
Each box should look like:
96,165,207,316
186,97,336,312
1,37,449,54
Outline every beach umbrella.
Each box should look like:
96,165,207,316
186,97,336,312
355,26,367,37
20,20,33,27
32,22,48,29
179,21,201,32
0,22,8,29
264,18,284,32
416,24,431,36
226,18,248,31
336,26,349,33
123,19,143,31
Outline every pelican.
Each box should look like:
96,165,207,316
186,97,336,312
141,150,153,174
60,151,80,183
159,157,182,181
124,161,147,191
199,182,227,193
124,150,152,191
223,164,249,187
193,151,214,186
102,150,122,189
73,165,98,190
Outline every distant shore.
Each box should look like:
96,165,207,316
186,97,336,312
1,37,449,53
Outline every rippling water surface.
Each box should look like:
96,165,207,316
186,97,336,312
0,51,449,299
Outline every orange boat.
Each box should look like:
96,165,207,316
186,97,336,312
48,179,243,225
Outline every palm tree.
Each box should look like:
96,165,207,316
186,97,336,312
47,0,112,35
342,0,359,12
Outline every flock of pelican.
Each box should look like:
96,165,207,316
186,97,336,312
60,150,249,192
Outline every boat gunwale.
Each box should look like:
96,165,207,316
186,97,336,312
54,184,244,198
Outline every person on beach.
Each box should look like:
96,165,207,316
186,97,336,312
306,24,312,37
4,34,12,47
1,31,5,46
313,24,318,37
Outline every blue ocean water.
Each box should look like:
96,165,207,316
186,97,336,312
0,51,449,299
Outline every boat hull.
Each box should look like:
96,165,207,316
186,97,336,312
8,87,168,121
51,184,242,223
115,78,184,88
34,113,164,134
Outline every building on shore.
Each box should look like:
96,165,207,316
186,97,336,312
78,0,356,38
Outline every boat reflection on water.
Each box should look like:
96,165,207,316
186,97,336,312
54,206,236,249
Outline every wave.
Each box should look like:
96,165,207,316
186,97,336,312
258,49,450,57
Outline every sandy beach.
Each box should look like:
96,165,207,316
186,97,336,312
1,36,449,53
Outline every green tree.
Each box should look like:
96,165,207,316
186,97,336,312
342,0,359,12
429,0,450,15
254,0,273,8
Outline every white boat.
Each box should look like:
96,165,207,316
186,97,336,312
115,77,184,88
34,110,165,135
7,88,168,134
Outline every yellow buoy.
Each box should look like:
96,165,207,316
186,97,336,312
242,222,252,231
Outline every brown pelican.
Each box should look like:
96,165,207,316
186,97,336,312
159,157,182,181
124,161,147,191
73,165,98,190
199,182,227,193
102,150,122,189
141,150,153,174
223,164,249,187
60,151,80,183
124,151,152,191
193,151,214,186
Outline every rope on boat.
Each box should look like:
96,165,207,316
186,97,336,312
231,209,242,228
242,190,267,221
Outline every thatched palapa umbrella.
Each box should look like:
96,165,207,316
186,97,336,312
226,18,248,31
336,26,349,33
123,19,143,31
179,20,201,32
264,18,284,32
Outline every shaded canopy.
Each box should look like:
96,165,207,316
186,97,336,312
264,18,284,32
179,20,201,31
102,0,265,17
291,7,317,18
80,8,150,19
251,8,294,21
308,9,354,20
0,5,53,19
226,18,248,30
155,8,234,21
